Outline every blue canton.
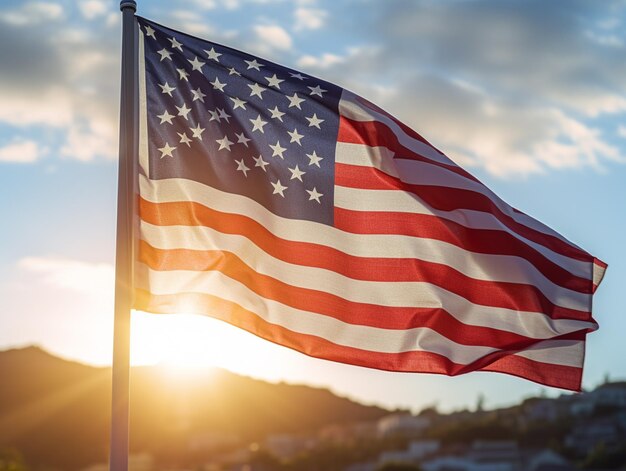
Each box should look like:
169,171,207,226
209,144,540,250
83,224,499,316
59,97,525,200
139,17,342,225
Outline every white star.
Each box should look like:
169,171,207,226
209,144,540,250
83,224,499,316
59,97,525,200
210,77,226,92
191,88,206,102
157,48,172,61
308,85,327,97
265,74,284,89
159,82,175,96
204,47,221,61
268,106,285,122
176,68,189,81
229,96,247,110
306,113,324,129
157,110,174,124
168,37,183,51
248,82,267,99
269,141,286,159
245,59,264,70
289,72,306,80
235,132,251,147
228,67,241,76
235,158,250,176
287,128,304,146
218,108,231,122
286,93,305,109
207,109,219,122
144,25,156,39
253,155,269,172
178,132,192,147
216,135,234,151
271,179,287,197
158,142,176,158
307,150,323,167
188,56,205,72
176,104,192,120
249,114,268,133
190,124,205,140
288,165,306,182
306,187,323,203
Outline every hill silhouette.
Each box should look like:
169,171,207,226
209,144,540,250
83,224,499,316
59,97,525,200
0,346,389,470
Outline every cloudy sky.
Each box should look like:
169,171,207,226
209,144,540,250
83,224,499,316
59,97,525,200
1,0,625,412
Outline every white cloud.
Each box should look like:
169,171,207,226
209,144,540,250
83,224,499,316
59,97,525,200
0,140,43,164
187,0,241,10
254,24,293,51
60,120,117,162
618,125,626,138
105,12,118,28
18,257,114,297
78,0,108,20
294,7,327,31
0,15,119,162
169,10,216,36
297,1,626,178
0,2,63,25
298,52,344,69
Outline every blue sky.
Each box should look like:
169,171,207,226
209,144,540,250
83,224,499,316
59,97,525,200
0,0,625,412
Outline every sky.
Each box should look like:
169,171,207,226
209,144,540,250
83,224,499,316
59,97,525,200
0,0,625,413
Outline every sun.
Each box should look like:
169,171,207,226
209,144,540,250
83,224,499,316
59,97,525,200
129,310,285,379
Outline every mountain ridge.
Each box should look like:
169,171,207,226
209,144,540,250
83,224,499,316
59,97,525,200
0,345,390,470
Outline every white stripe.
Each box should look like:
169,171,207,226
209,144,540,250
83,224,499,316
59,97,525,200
339,90,581,247
336,143,590,279
339,90,453,166
139,176,592,310
593,261,606,288
135,263,585,368
335,186,592,309
140,221,597,338
140,215,588,312
339,142,580,251
515,338,584,367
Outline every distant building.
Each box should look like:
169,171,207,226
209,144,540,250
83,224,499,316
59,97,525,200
377,413,431,437
378,440,441,465
422,440,521,471
522,399,559,422
564,418,623,455
567,394,595,417
591,381,626,408
523,449,571,471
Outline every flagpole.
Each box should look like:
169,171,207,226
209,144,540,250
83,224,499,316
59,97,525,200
110,2,138,471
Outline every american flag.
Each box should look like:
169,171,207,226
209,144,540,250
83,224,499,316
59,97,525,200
134,17,606,391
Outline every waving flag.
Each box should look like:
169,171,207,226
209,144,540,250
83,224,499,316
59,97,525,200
133,17,606,391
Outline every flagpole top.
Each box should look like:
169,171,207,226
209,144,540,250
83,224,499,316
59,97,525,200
120,0,136,12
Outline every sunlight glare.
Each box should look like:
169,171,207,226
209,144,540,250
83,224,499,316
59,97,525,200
130,311,289,380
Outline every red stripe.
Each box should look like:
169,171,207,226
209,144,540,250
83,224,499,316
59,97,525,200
139,239,597,341
335,162,593,265
334,206,590,295
134,289,584,392
338,115,479,183
139,198,592,320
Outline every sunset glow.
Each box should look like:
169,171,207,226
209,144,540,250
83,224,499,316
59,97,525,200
130,311,287,379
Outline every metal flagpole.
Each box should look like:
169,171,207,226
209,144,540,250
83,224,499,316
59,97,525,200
110,2,138,471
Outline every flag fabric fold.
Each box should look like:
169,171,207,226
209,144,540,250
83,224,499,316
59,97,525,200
133,16,607,391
